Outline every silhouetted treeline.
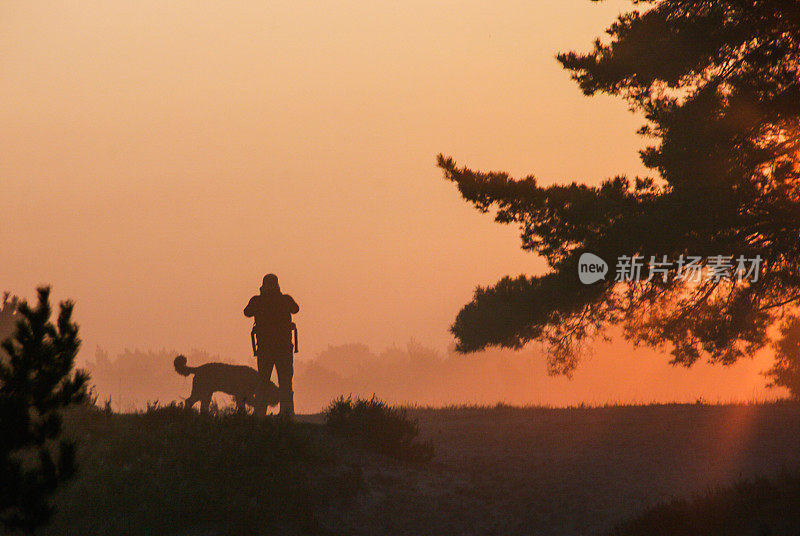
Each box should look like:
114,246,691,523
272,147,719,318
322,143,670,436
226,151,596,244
83,342,540,412
84,337,782,414
297,341,540,411
85,347,229,410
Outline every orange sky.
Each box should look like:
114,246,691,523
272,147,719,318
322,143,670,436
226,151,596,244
0,0,778,403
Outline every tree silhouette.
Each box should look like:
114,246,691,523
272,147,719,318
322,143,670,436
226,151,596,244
0,287,89,533
439,0,800,374
764,317,800,399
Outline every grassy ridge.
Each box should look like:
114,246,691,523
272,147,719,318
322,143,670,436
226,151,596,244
44,404,362,536
32,401,800,536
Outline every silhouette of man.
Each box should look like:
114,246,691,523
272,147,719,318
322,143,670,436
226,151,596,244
244,274,299,417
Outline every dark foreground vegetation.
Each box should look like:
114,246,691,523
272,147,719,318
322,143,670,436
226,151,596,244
607,473,800,536
43,404,362,536
39,398,431,536
27,401,800,536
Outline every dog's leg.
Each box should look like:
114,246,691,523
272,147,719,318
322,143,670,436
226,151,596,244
234,396,247,414
185,379,202,411
200,395,211,413
184,396,198,411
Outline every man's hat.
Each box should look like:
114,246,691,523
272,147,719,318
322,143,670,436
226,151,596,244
261,273,279,291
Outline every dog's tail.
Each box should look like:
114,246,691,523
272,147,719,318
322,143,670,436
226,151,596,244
173,355,197,377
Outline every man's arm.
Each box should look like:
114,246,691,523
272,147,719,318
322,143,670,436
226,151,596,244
243,296,258,317
285,295,299,314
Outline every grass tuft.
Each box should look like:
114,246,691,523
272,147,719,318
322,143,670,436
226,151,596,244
324,396,434,463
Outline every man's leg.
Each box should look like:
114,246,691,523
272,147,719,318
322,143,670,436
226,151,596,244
256,354,275,416
274,352,294,418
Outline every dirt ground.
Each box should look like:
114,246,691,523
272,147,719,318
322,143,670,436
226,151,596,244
305,403,800,535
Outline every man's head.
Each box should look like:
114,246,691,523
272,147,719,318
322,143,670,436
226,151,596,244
260,273,280,294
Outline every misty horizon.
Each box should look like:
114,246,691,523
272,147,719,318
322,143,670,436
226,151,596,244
82,333,781,414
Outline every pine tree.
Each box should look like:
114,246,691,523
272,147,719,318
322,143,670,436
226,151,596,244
0,287,90,533
439,0,800,374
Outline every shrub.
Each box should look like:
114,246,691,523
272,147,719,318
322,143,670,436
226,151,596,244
324,396,434,463
0,287,89,534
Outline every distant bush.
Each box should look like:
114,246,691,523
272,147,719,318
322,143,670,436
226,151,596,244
764,316,800,399
324,396,434,463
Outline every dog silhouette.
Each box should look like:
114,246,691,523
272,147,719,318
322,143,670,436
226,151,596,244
174,355,279,414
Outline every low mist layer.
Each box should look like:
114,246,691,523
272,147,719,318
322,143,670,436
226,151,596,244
84,336,779,414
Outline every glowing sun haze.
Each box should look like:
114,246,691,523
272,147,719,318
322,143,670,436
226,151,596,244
0,0,776,403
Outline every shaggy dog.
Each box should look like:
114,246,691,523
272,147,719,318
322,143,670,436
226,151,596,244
174,355,279,414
